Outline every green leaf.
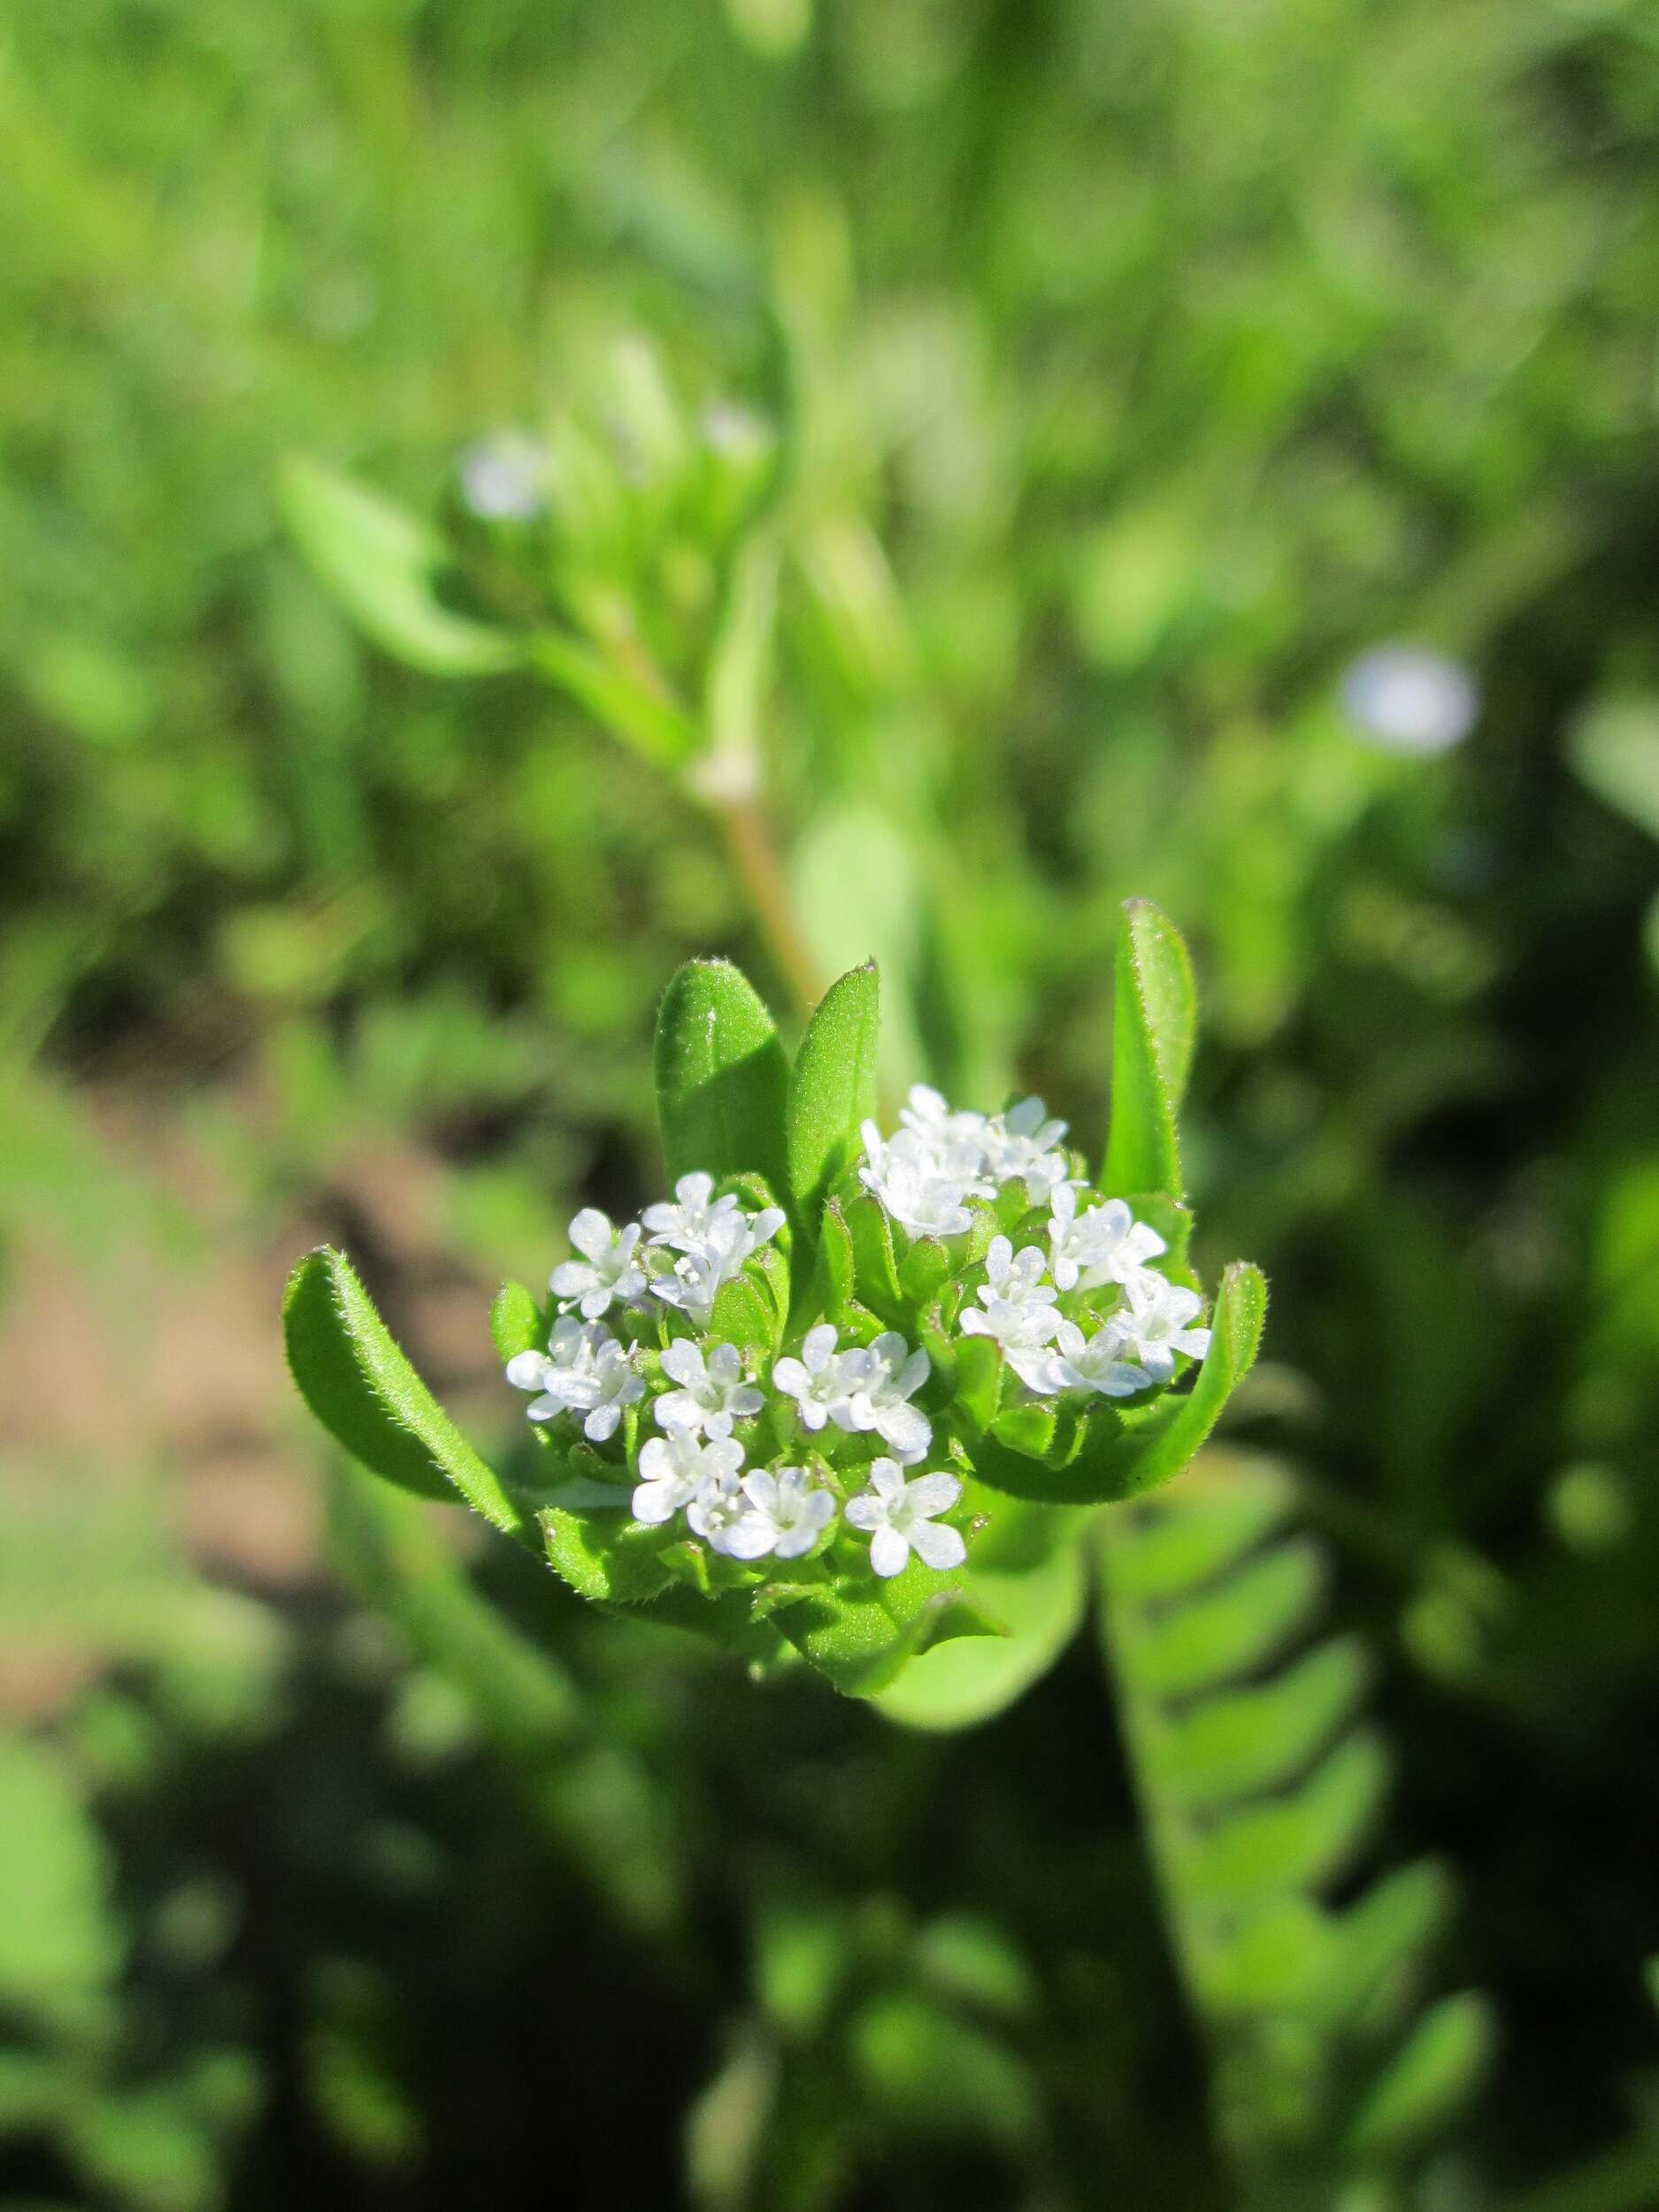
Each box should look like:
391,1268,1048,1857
1345,1991,1494,2160
541,1501,676,1604
806,1197,856,1325
526,629,699,767
786,961,880,1236
774,1555,1000,1697
0,1735,119,2020
654,959,790,1196
1569,695,1659,844
843,1191,903,1321
1102,897,1196,1202
1128,1539,1326,1699
283,1247,536,1548
710,1269,781,1359
1182,1732,1389,1906
1309,1860,1455,2037
489,1280,541,1363
873,1504,1091,1732
1106,1454,1297,1601
1154,1637,1369,1808
279,455,518,677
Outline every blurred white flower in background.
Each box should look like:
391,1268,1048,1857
1340,644,1480,757
458,433,548,523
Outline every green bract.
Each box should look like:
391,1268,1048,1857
284,902,1266,1709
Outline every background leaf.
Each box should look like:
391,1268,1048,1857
279,457,519,678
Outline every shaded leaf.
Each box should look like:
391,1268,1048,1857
284,1247,535,1547
786,962,880,1237
654,960,790,1196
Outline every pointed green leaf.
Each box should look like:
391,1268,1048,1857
1124,1539,1327,1699
1104,1455,1298,1600
1102,898,1196,1202
280,455,518,677
843,1192,903,1321
1182,1731,1389,1905
654,959,790,1195
541,1502,677,1604
786,962,880,1235
806,1198,856,1325
489,1280,541,1364
1345,1991,1495,2160
284,1246,536,1548
1154,1637,1369,1808
1310,1860,1455,2037
526,628,699,767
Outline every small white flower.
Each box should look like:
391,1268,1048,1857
655,1338,764,1439
649,1203,787,1327
844,1459,966,1579
641,1171,741,1253
1340,643,1479,757
979,1097,1073,1205
772,1324,847,1432
740,1465,838,1560
958,1238,1064,1386
831,1332,933,1462
549,1209,647,1318
1105,1271,1211,1383
899,1085,988,1159
458,432,548,522
1048,1317,1149,1400
633,1424,743,1526
859,1122,988,1239
1048,1188,1167,1294
506,1319,644,1440
687,1471,776,1560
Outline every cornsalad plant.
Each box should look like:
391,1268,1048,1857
286,901,1265,1709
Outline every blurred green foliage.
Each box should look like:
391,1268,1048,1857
4,0,1659,2206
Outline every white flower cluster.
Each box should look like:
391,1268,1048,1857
505,1172,965,1581
858,1085,1075,1239
865,1087,1212,1401
546,1176,787,1329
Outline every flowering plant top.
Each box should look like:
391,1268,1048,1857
285,902,1266,1706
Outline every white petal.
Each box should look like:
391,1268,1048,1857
910,1520,966,1571
903,1472,961,1517
637,1436,672,1480
876,1402,932,1461
659,1339,703,1387
584,1403,621,1441
567,1208,611,1261
867,1525,910,1578
843,1494,883,1532
867,1459,905,1501
719,1515,777,1562
505,1350,549,1390
677,1172,714,1207
772,1358,810,1400
727,1387,765,1419
740,1469,780,1514
802,1323,839,1370
526,1394,563,1422
631,1480,678,1525
1172,1329,1211,1362
549,1260,595,1298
